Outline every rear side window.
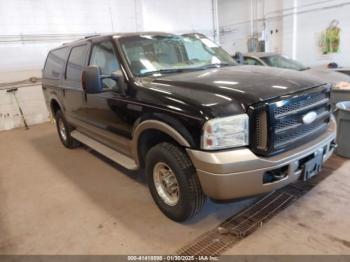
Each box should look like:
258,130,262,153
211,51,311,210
66,45,88,81
43,47,69,79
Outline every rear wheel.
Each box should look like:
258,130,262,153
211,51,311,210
145,142,206,222
55,110,80,149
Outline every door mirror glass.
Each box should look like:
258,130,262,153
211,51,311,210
82,66,103,94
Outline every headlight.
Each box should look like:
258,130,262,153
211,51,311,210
201,114,249,150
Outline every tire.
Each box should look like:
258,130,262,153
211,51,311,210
55,110,80,149
145,142,206,222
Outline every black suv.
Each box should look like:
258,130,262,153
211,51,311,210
42,32,336,222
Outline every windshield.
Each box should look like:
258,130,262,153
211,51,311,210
260,55,309,71
118,34,236,76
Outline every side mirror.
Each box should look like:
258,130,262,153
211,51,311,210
82,66,103,94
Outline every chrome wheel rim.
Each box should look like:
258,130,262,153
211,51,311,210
153,162,180,206
58,118,67,141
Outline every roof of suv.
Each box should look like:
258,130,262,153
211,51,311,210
60,31,173,47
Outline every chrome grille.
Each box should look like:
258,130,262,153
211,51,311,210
251,85,331,156
275,107,328,133
275,122,328,148
274,92,328,117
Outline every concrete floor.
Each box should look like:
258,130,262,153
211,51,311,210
0,123,349,255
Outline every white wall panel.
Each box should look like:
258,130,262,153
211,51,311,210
284,0,350,67
0,85,49,130
218,0,282,54
0,0,214,78
218,0,251,54
0,0,140,80
142,0,214,37
219,0,350,67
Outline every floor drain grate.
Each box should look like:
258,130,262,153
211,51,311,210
224,191,295,238
176,229,238,256
176,160,339,256
176,191,295,256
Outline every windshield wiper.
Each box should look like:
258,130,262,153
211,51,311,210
198,63,234,70
141,68,197,76
141,63,234,76
299,67,311,71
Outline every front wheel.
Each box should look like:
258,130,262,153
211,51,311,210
145,142,206,222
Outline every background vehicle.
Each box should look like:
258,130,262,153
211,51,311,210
234,52,350,88
42,33,336,222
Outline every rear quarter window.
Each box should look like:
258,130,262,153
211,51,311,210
43,47,69,79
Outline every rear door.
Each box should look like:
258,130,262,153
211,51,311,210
62,43,90,127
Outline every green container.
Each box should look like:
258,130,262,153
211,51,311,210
335,101,350,158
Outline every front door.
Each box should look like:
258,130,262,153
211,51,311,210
79,40,133,156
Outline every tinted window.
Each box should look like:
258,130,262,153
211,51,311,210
244,57,263,65
66,45,88,81
90,41,119,74
43,47,69,79
89,41,120,89
260,55,308,71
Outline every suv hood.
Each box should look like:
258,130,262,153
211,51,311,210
148,65,324,112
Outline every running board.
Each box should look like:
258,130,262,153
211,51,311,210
71,130,138,170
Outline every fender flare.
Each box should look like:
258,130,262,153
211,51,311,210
131,120,192,166
49,97,64,115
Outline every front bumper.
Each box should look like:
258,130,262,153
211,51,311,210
187,118,337,200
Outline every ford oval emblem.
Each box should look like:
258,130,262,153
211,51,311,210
302,111,318,124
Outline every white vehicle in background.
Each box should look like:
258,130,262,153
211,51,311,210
234,52,350,89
